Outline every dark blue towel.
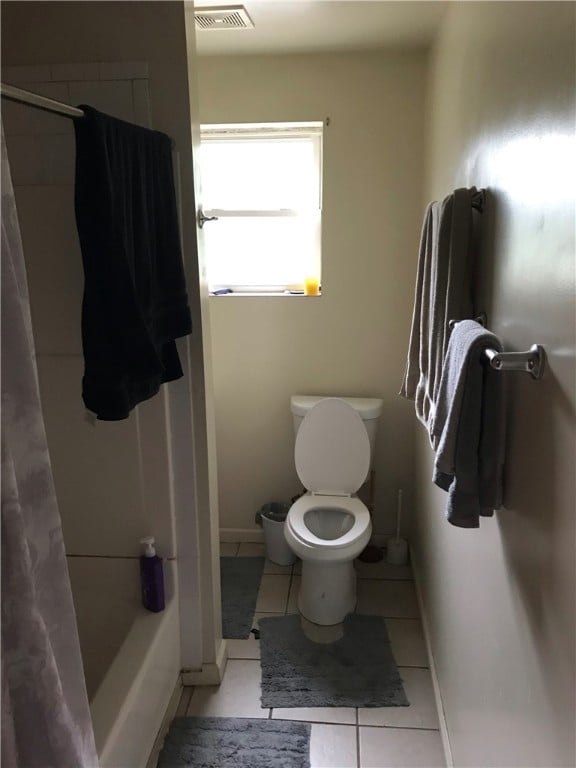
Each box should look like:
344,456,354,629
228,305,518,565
73,105,191,420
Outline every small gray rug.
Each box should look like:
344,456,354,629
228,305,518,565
259,613,409,708
157,716,311,768
220,556,264,639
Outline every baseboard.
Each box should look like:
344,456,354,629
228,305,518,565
181,638,228,686
410,547,454,768
145,675,182,768
220,527,264,543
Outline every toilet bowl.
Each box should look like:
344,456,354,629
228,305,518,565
284,397,375,625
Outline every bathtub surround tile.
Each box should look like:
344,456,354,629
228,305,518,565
5,135,43,185
255,574,291,613
187,660,269,720
310,723,358,768
132,79,151,128
5,133,74,186
385,618,429,667
3,82,73,136
51,62,101,82
39,134,75,185
99,61,149,80
356,579,420,619
69,80,135,122
37,357,146,556
136,395,178,560
358,667,439,730
2,64,52,83
359,726,445,768
272,707,356,725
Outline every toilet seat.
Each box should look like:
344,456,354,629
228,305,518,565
286,494,370,550
295,398,370,495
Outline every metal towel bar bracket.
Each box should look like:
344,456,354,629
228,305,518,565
485,344,546,379
449,317,546,380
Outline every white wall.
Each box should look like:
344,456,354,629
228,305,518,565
197,50,427,535
414,3,576,766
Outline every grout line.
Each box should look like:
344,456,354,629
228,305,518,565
359,723,442,733
272,716,358,727
285,570,294,614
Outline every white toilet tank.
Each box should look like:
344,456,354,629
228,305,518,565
290,395,383,470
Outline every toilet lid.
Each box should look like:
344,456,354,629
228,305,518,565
295,398,370,495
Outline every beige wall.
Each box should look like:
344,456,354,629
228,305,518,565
414,3,576,766
197,51,427,534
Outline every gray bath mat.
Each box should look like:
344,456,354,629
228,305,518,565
220,556,264,639
157,716,311,768
259,613,409,708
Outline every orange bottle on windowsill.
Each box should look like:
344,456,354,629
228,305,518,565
304,276,320,296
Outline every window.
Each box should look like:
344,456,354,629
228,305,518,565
199,122,323,294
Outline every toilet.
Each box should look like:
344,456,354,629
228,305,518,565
284,395,383,625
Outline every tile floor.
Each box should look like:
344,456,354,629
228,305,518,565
176,542,446,768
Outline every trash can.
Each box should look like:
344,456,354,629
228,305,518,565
257,502,297,566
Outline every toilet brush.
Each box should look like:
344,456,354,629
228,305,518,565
386,489,408,565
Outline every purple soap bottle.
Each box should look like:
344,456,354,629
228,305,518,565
140,537,165,612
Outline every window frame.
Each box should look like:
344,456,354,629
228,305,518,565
199,121,324,295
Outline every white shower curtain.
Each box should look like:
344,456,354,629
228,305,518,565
1,122,98,767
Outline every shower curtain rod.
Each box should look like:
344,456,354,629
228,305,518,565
1,82,84,119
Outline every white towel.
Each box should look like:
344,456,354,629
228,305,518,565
432,320,505,528
400,188,478,435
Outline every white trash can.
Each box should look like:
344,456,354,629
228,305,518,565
259,502,297,566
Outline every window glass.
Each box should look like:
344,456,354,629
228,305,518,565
200,122,323,293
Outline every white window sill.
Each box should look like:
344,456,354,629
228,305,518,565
209,291,322,298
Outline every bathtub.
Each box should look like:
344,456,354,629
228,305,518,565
67,557,181,768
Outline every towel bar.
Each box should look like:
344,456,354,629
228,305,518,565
485,344,546,379
448,317,546,379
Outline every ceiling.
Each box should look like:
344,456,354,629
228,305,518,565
188,1,447,56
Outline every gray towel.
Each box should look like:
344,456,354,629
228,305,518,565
432,320,505,528
400,188,477,433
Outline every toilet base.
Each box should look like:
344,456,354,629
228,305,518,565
297,560,357,626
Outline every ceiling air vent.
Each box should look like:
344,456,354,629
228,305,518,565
195,5,254,31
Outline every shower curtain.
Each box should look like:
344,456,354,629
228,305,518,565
1,123,98,767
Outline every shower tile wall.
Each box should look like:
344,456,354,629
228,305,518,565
2,63,172,561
